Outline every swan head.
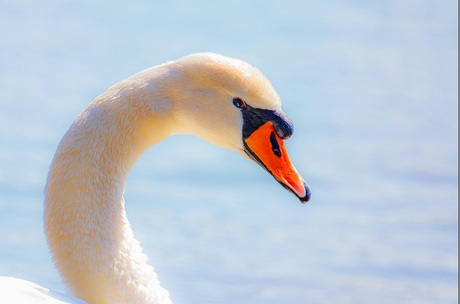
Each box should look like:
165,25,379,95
158,53,311,203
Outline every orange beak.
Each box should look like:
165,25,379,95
244,121,311,203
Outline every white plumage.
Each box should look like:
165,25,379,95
1,53,309,303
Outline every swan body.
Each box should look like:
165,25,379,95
3,53,310,303
0,277,85,304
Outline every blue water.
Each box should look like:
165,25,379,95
0,1,457,303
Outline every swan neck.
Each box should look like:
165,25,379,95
44,74,174,303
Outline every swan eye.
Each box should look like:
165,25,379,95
233,97,247,109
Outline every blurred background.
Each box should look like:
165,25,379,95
0,1,457,303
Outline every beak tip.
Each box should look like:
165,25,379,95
299,182,311,204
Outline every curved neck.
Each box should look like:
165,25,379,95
44,74,175,304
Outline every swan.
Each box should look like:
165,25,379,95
1,53,311,303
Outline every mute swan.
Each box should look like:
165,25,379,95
1,53,311,303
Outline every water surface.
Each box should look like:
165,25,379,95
0,1,457,303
